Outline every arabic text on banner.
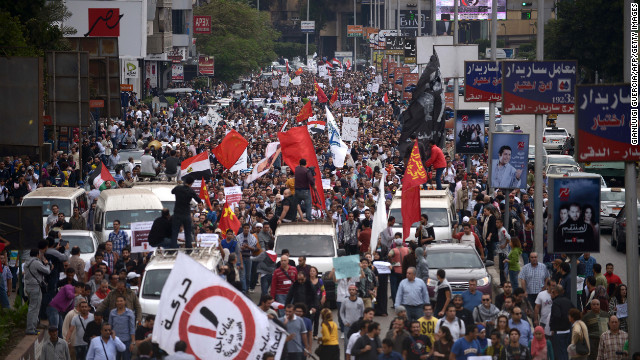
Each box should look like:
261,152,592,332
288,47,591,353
332,254,361,280
152,253,287,358
196,234,219,248
224,186,242,210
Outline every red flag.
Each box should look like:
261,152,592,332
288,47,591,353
294,67,303,76
383,92,389,104
278,126,326,211
285,59,290,74
199,178,212,210
330,89,338,104
401,140,428,240
314,81,329,103
346,59,352,70
295,101,313,122
218,202,241,238
211,129,249,169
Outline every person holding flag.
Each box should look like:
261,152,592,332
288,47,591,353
199,178,212,211
170,177,201,248
314,81,329,103
402,140,428,240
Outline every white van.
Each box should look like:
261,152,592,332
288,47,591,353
273,222,344,275
132,182,181,214
387,190,456,242
93,188,163,243
22,187,89,236
139,247,222,317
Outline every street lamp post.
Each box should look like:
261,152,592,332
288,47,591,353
305,0,309,62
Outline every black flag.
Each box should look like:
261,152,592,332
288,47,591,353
398,51,445,161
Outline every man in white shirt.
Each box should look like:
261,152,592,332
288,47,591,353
86,322,125,360
534,278,555,335
435,304,465,341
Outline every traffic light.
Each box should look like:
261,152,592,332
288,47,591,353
522,2,532,6
409,12,415,21
521,11,532,19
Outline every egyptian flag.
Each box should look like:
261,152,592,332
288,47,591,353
401,140,428,240
296,101,313,122
88,162,116,191
211,130,249,169
218,202,241,238
180,151,212,180
383,92,389,104
332,58,342,68
314,81,329,103
294,67,303,76
307,120,326,134
278,126,326,212
199,178,212,210
345,59,352,70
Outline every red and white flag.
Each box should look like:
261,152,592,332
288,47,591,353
180,151,211,180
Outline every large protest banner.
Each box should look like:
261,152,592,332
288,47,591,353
152,253,287,359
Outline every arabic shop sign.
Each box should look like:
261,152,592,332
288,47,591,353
502,60,577,114
464,61,502,102
576,84,638,162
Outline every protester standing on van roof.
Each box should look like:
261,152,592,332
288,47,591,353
171,177,201,248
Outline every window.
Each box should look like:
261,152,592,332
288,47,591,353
172,10,187,34
23,198,72,217
425,249,483,269
274,235,335,257
104,210,162,230
141,269,171,298
63,235,95,254
388,207,450,227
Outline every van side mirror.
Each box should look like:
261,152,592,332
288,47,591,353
95,223,102,231
337,249,346,257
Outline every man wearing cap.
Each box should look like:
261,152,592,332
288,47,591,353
41,326,71,360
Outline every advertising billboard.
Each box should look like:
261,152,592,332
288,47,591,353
502,60,577,114
198,56,215,76
403,73,419,100
489,132,529,190
575,84,638,162
464,60,502,102
548,176,601,253
436,0,506,20
455,110,485,154
64,0,147,58
193,15,212,34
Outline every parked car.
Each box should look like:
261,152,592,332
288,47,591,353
542,127,570,153
545,164,581,175
477,107,502,126
546,155,581,169
611,204,640,253
59,230,101,265
424,243,493,299
600,188,629,230
528,145,548,168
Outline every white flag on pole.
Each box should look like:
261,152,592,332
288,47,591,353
152,253,287,358
325,106,349,168
370,169,388,256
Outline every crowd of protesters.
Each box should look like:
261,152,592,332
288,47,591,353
0,63,636,360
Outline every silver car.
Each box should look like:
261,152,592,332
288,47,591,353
424,243,493,298
600,188,628,229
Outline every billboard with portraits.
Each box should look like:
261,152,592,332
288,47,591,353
455,110,485,154
548,176,600,254
489,133,529,190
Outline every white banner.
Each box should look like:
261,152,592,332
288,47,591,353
280,74,289,87
229,149,248,173
325,107,349,168
152,253,287,358
342,117,359,142
371,83,380,93
318,65,328,78
247,142,281,183
291,76,301,86
196,234,219,248
271,79,279,88
370,169,387,256
224,186,242,210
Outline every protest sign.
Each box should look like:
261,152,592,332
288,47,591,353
224,186,242,210
131,221,154,253
153,254,287,358
332,255,361,279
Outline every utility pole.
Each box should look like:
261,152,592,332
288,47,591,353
305,0,309,62
354,0,357,68
533,0,544,257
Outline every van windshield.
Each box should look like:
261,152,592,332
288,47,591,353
275,235,335,257
388,208,449,227
141,269,171,298
105,210,162,230
22,198,72,217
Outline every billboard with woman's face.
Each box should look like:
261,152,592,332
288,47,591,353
548,176,601,253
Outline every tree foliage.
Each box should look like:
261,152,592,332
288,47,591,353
0,0,75,56
195,0,280,83
274,42,317,59
544,0,623,83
